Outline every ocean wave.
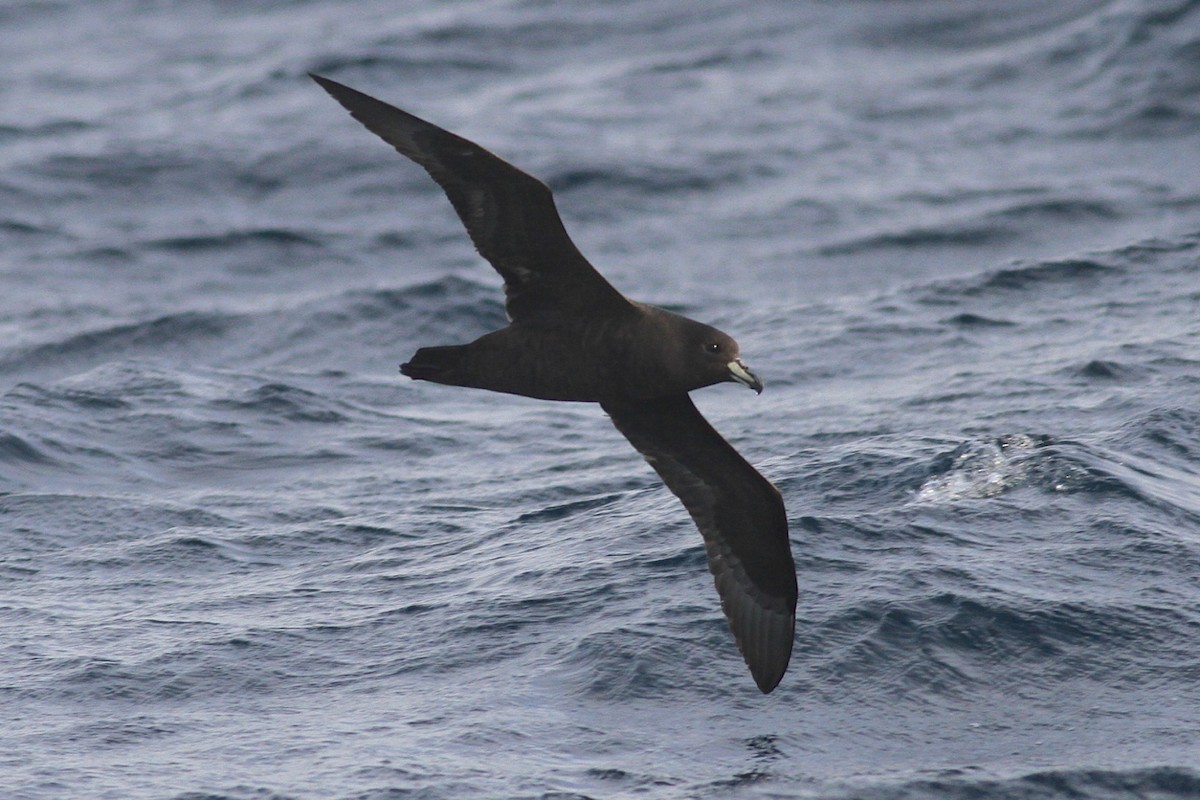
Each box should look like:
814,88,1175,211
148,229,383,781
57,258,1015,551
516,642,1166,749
817,198,1124,258
0,431,57,467
856,2,1102,51
924,0,1200,137
1098,410,1200,518
547,162,733,197
941,312,1017,328
843,765,1200,800
1125,406,1200,460
914,257,1120,305
986,198,1121,223
560,626,693,701
30,151,202,189
1,492,235,547
287,276,506,351
818,224,1009,256
810,588,1172,685
913,435,1059,502
308,52,505,79
0,119,92,142
0,311,236,376
210,382,350,424
0,276,505,381
911,430,1200,514
142,228,322,253
967,257,1118,294
0,218,62,238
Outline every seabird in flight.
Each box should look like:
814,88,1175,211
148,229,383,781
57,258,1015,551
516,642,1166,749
312,74,797,693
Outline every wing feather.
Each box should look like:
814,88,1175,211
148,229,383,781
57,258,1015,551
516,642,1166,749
311,74,632,323
603,394,797,693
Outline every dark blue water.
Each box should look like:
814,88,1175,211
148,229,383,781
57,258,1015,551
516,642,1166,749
3,1,1200,797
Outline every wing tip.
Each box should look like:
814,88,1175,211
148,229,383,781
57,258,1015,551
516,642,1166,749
309,72,363,109
754,671,785,694
308,71,336,91
748,633,794,694
726,590,796,694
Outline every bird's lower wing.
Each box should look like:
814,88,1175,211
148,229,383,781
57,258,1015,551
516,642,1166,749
602,394,796,693
311,74,632,323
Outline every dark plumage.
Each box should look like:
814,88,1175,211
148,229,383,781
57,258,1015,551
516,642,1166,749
312,74,797,693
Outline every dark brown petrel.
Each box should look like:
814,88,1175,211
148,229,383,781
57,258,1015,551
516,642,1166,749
312,74,797,693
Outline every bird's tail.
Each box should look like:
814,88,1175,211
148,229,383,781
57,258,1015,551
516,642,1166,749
400,345,467,383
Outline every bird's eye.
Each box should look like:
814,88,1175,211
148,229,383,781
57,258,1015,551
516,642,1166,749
705,342,721,353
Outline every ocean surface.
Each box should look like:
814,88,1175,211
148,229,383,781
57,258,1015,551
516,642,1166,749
3,1,1200,797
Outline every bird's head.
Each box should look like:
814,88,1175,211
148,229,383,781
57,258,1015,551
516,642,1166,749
670,314,764,395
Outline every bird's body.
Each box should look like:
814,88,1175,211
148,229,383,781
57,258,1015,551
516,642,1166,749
404,303,747,403
312,74,798,693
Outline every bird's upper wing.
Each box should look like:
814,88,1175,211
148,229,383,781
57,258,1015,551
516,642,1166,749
312,74,633,324
601,394,796,693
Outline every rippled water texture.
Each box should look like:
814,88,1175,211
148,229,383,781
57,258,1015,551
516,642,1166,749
3,1,1200,798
